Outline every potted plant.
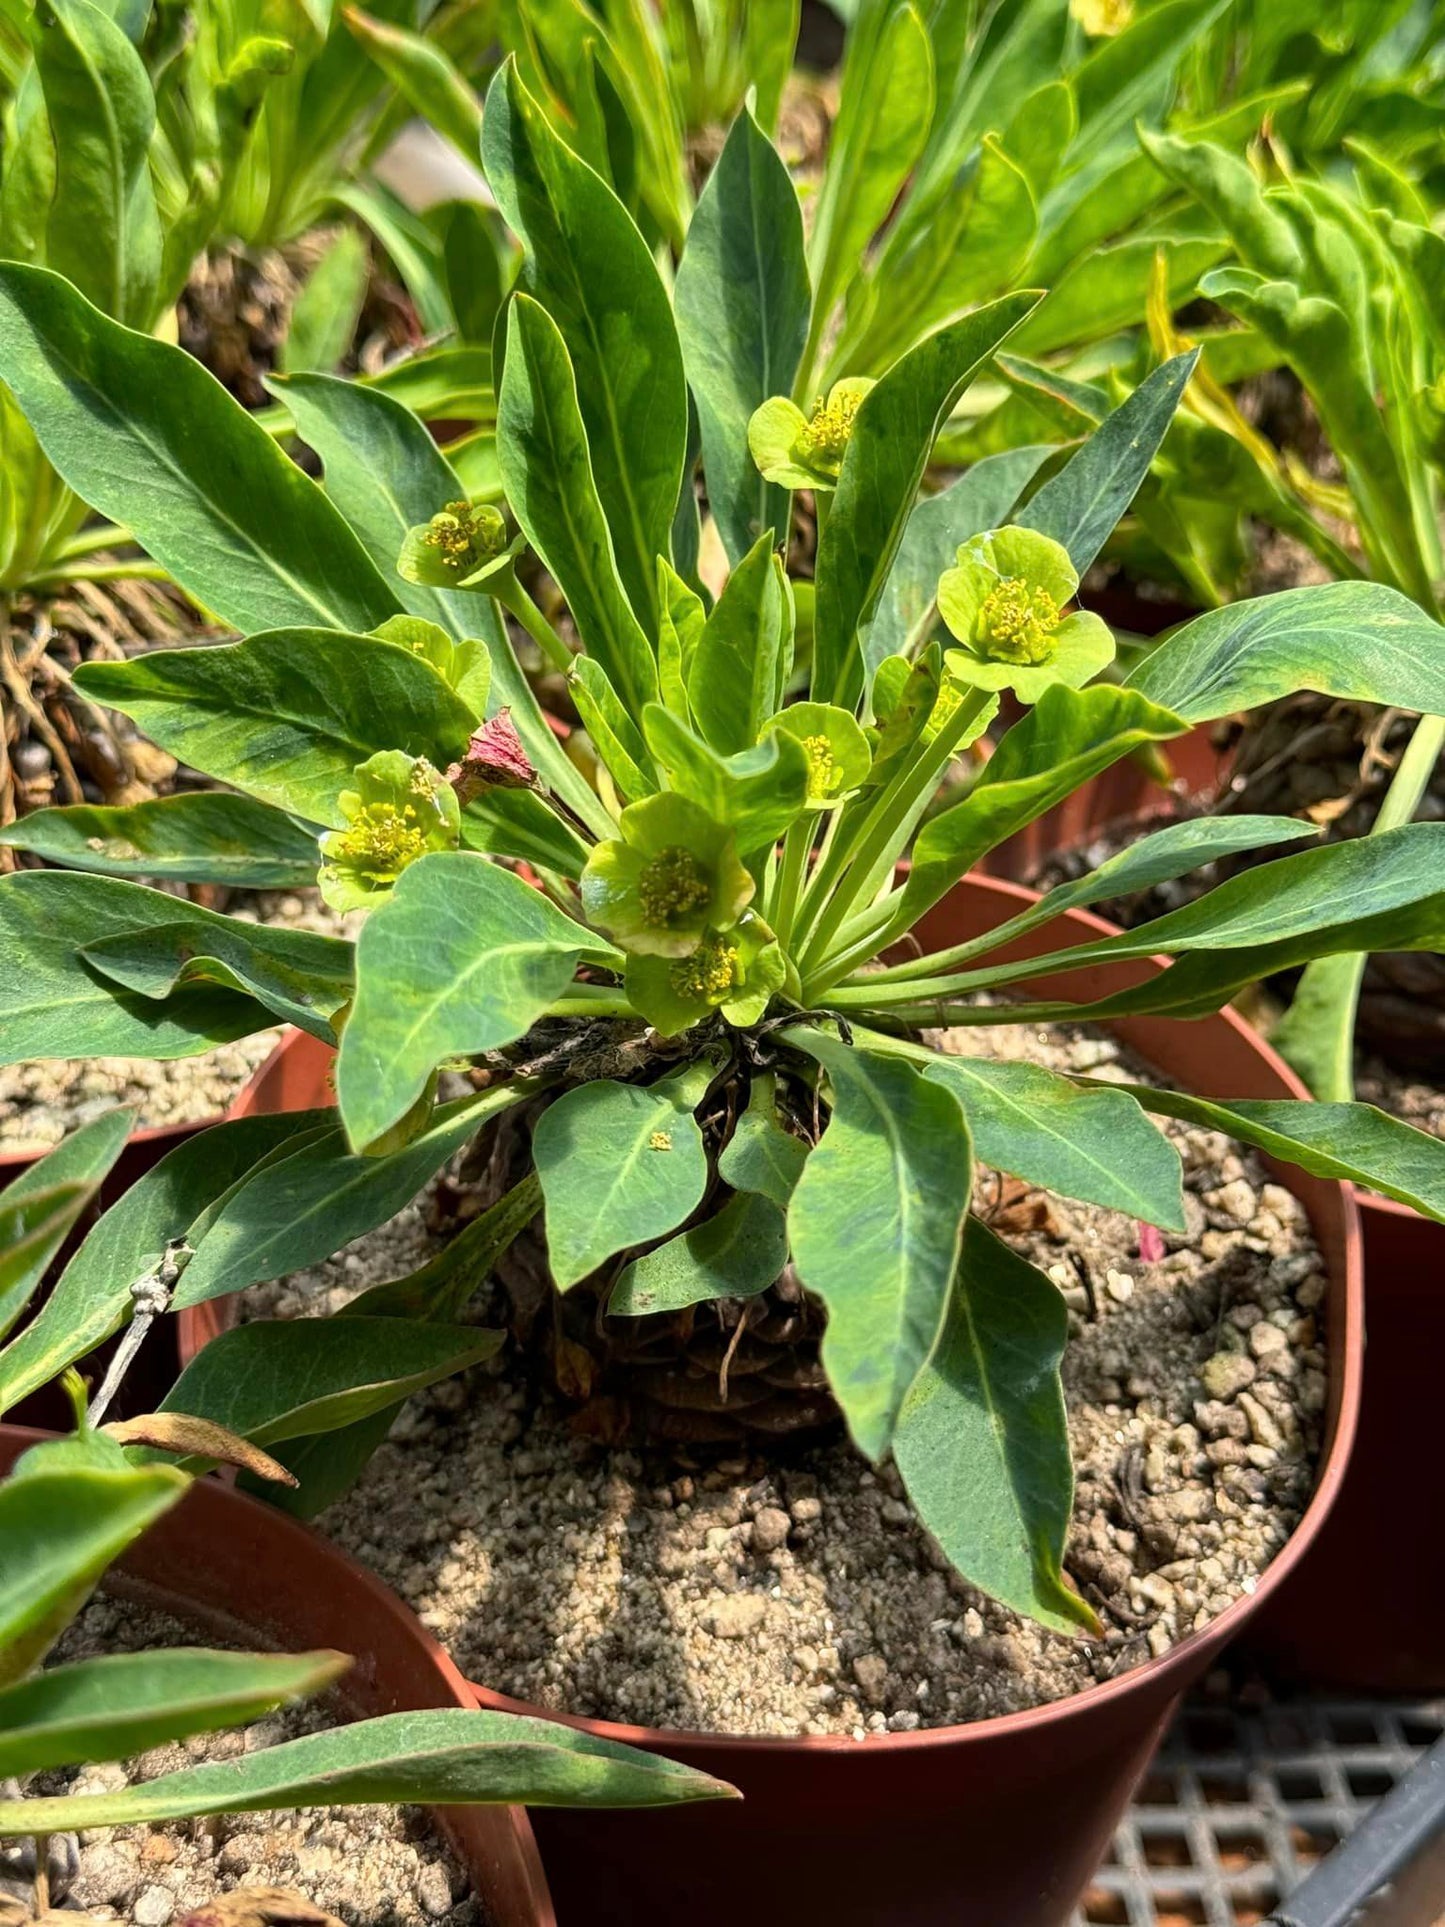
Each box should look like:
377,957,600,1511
3,68,1445,1922
0,1136,731,1926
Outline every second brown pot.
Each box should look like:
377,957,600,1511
0,1424,556,1925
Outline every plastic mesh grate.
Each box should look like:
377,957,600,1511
1072,1688,1445,1927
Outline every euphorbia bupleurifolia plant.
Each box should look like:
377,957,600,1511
4,66,1445,1634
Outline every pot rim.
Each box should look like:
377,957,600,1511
179,873,1366,1763
0,1421,556,1924
0,1106,222,1178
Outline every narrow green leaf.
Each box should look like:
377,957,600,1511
814,293,1041,708
337,852,611,1150
534,1073,710,1290
784,1029,970,1462
158,1317,501,1448
1014,816,1319,926
897,684,1188,926
1126,581,1445,724
717,1073,808,1208
74,895,351,1042
0,1706,735,1832
924,1054,1185,1229
674,107,810,565
483,59,686,633
0,1113,324,1415
31,0,160,328
688,533,786,755
0,1647,350,1776
342,6,483,161
280,228,370,376
266,369,606,839
170,1091,521,1310
1114,1085,1445,1223
895,1214,1097,1636
0,264,399,635
0,1464,188,1685
497,295,659,713
74,631,476,828
1018,352,1197,575
0,870,296,1068
0,1108,133,1340
0,794,322,888
610,1190,788,1316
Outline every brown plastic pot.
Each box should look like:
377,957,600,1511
1243,1189,1445,1693
187,876,1363,1927
0,1424,556,1925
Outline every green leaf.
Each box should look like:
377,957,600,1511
1017,352,1197,575
0,870,293,1069
0,794,322,888
0,1463,187,1685
0,264,399,635
497,295,658,713
534,1072,710,1290
342,6,482,161
717,1073,808,1208
0,1113,324,1415
0,1647,350,1776
784,1029,970,1462
868,445,1054,672
924,1054,1184,1229
170,1091,521,1310
0,1108,133,1340
813,294,1041,708
687,533,787,755
265,370,606,840
968,825,1445,1019
569,655,657,801
483,59,686,635
896,684,1188,927
337,852,611,1150
31,0,161,328
806,0,933,374
74,630,476,828
894,1215,1096,1637
158,1316,501,1448
674,107,810,566
643,706,809,856
72,892,352,1042
0,1705,735,1833
1008,233,1228,359
280,228,370,376
1114,1086,1445,1224
610,1190,788,1316
1126,581,1445,724
342,1174,542,1324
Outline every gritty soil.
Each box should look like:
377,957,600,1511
238,1022,1328,1741
0,893,352,1153
9,1596,479,1927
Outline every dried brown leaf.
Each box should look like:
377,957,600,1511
102,1413,300,1487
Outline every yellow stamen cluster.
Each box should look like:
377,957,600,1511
669,937,740,1004
976,577,1063,665
330,802,431,877
799,391,863,473
638,846,711,927
802,732,841,802
422,501,493,573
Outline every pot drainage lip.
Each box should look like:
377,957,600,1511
1075,1678,1445,1925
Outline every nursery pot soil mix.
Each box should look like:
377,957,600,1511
181,877,1364,1927
0,1425,556,1927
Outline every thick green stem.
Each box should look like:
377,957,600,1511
28,559,170,589
769,813,813,949
54,521,134,561
495,574,574,675
545,985,634,1020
